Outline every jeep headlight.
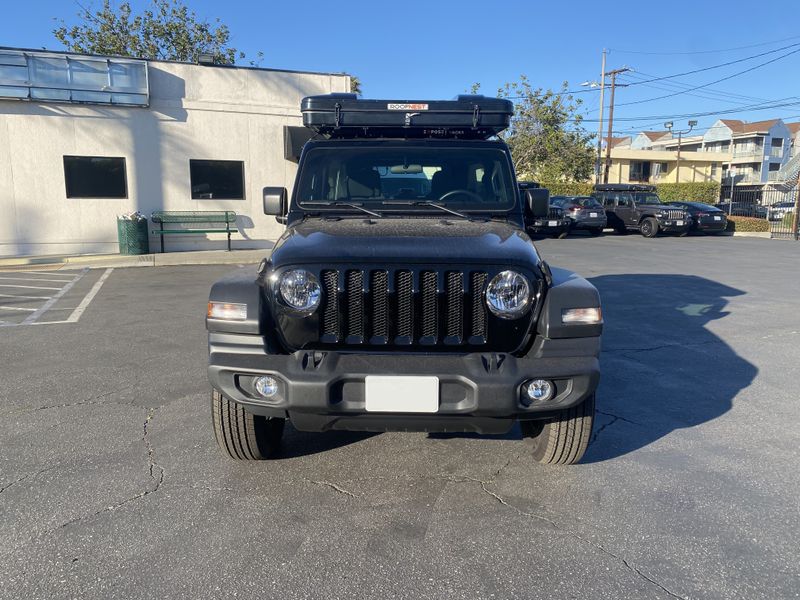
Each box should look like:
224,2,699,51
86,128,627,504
486,270,531,319
278,269,321,314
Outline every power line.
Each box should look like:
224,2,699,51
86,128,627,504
621,40,800,87
613,47,800,108
621,71,769,104
575,99,800,123
609,34,800,56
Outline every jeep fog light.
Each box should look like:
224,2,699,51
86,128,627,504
561,307,602,324
254,375,279,398
524,379,554,402
207,301,247,321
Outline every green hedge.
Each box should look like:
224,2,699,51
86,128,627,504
726,216,770,232
539,181,721,204
655,182,721,204
539,182,594,196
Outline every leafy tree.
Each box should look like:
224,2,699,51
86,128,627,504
473,77,595,182
349,74,362,96
53,0,245,65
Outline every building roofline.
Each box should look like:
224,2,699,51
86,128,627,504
0,45,351,79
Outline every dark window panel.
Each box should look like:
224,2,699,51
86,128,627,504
63,156,127,199
190,160,245,200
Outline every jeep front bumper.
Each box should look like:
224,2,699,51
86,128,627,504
207,332,600,434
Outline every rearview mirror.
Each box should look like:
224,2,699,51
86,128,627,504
525,189,550,218
263,187,288,224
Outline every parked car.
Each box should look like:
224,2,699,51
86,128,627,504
591,184,691,238
551,195,607,236
519,182,571,238
670,201,728,234
714,201,768,219
767,202,796,221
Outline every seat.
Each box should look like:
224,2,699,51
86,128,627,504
347,167,381,199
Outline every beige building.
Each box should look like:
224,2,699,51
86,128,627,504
0,48,350,257
604,137,729,184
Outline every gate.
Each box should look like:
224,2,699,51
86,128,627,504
722,185,799,239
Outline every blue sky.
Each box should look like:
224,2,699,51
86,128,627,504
4,0,800,136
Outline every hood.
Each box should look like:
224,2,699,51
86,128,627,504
269,217,541,268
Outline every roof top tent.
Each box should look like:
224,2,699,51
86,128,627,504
594,183,657,192
301,94,514,139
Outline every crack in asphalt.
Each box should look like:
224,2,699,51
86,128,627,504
0,467,55,496
308,480,358,498
44,408,164,535
604,338,722,354
478,481,689,600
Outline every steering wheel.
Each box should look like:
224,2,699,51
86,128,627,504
437,189,483,203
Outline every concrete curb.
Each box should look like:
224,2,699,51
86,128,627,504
722,231,773,238
0,249,268,271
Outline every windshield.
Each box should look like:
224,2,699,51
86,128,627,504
633,193,662,205
296,146,516,212
567,197,602,209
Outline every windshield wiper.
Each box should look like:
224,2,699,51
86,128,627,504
382,201,470,220
303,201,383,218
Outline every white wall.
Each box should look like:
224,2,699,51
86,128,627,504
0,60,349,257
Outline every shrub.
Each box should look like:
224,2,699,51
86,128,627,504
726,216,770,233
655,182,720,204
539,181,594,197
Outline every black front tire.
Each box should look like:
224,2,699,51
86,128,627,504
520,394,595,465
212,389,285,460
640,217,658,238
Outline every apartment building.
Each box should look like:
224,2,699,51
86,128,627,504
604,117,797,187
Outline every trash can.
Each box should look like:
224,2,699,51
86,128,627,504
116,213,150,255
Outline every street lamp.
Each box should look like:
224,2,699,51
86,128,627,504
665,120,697,182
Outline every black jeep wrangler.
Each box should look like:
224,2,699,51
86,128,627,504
592,184,691,238
206,94,602,465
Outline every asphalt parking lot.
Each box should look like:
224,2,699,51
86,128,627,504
1,235,799,600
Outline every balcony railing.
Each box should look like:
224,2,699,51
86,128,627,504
770,148,784,158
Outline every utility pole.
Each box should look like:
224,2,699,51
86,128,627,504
603,67,630,183
664,120,697,183
596,49,606,184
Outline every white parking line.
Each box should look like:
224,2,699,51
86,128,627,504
0,270,74,276
0,306,37,312
21,270,88,325
0,293,53,300
0,275,78,283
64,268,114,323
0,283,63,291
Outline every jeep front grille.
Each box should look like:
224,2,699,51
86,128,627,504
319,268,489,347
666,209,684,219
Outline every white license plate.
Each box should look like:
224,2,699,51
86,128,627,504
589,212,598,217
548,220,557,226
676,220,684,226
714,216,722,221
365,376,439,413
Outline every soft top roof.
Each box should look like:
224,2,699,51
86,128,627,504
301,93,514,140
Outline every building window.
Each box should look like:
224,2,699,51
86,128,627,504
711,163,718,177
63,156,127,198
189,160,245,199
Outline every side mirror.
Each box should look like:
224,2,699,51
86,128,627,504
525,189,550,218
263,187,288,224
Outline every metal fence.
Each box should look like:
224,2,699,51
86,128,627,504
718,185,799,239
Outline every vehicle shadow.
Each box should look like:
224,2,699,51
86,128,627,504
583,273,757,463
277,425,377,459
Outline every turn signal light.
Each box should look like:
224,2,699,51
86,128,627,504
207,301,247,321
561,307,602,324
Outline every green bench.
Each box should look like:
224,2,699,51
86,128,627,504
150,211,237,253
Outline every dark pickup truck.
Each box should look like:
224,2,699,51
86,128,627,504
592,184,691,237
206,94,602,465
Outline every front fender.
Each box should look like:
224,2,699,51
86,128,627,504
206,266,265,335
537,266,602,339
